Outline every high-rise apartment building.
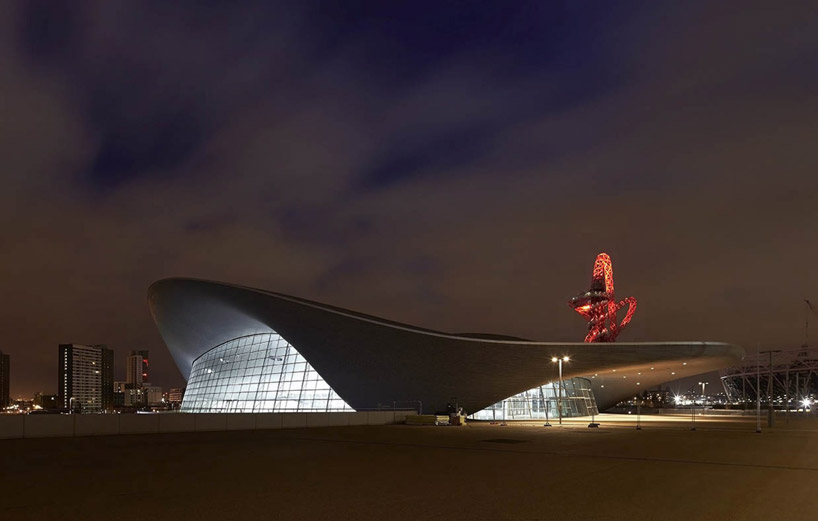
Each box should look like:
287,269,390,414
0,350,9,409
101,347,114,411
58,344,114,413
126,350,149,386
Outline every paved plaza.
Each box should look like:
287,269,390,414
2,413,818,521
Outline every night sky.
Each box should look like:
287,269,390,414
3,2,818,399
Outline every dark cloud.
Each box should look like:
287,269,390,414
359,125,497,189
2,1,818,398
15,2,318,191
19,1,83,62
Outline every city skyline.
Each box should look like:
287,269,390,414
4,346,167,403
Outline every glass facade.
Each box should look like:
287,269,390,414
470,377,598,421
182,332,353,413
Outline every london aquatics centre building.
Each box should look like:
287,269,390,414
149,278,743,419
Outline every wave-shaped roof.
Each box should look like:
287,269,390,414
149,278,744,412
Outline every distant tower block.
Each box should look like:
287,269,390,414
568,252,637,342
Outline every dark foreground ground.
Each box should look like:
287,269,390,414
2,414,818,521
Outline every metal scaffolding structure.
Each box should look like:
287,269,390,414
568,252,637,343
720,347,818,408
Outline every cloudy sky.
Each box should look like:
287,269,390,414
2,2,818,398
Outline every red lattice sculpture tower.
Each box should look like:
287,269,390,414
568,252,637,342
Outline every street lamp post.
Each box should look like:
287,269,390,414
691,392,696,431
760,349,781,428
552,356,570,425
786,368,790,424
756,344,761,433
699,381,708,416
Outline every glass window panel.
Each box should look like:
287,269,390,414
182,332,353,413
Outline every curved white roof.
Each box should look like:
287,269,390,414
149,278,744,412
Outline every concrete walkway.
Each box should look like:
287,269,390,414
2,414,818,520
